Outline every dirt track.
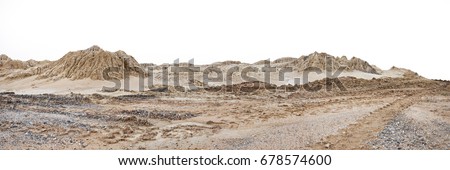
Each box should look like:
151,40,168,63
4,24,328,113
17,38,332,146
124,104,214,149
312,91,425,149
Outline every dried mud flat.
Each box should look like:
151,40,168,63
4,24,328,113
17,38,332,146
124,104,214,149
0,77,449,150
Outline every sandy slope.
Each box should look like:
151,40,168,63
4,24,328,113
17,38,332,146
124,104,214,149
0,69,407,95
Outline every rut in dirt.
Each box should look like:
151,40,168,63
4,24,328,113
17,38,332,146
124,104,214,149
311,91,425,149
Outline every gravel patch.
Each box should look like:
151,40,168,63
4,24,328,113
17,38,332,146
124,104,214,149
369,114,450,149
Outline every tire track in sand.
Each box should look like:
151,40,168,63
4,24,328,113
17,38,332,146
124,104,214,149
311,91,425,149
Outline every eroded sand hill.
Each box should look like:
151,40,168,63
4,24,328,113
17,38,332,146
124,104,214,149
40,45,141,80
0,46,413,94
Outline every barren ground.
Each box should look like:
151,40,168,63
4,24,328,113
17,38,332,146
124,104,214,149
0,77,449,150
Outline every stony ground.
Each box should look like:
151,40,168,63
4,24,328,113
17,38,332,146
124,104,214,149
0,77,449,150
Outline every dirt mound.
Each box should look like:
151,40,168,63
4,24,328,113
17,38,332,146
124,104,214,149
140,63,156,68
39,45,141,80
0,55,28,70
120,109,197,120
204,81,277,93
371,64,383,73
23,59,48,68
0,54,11,64
389,66,420,78
283,52,379,74
302,76,440,92
0,54,52,79
1,60,28,70
272,57,297,64
212,60,242,66
254,59,270,65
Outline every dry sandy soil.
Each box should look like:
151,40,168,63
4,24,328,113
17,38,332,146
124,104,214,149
0,77,448,150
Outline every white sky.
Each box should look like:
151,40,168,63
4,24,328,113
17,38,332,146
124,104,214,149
0,0,449,79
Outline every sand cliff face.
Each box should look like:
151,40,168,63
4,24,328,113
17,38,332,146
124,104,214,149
39,45,141,80
280,52,379,74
